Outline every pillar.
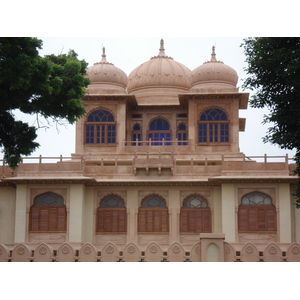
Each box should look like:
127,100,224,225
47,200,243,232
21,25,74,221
278,183,292,243
14,184,27,244
68,184,85,245
169,189,180,243
221,183,236,242
127,188,139,244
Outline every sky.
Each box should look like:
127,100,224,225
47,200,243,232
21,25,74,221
5,36,296,161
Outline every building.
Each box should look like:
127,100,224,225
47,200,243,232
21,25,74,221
1,39,300,262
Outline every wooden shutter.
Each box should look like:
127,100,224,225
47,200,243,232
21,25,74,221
96,208,126,232
238,207,249,231
138,208,169,232
180,208,211,233
202,209,212,232
238,205,277,232
29,207,40,231
29,205,66,232
266,206,277,231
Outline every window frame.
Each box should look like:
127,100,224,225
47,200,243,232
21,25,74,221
96,194,127,233
131,123,142,145
177,122,188,145
238,192,277,232
147,117,172,146
180,194,212,233
29,192,67,232
85,108,117,145
198,107,229,143
138,194,169,233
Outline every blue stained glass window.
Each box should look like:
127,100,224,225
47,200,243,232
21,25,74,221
148,118,171,145
149,118,170,130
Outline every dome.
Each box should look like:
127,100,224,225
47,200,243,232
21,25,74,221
86,48,127,95
190,46,238,93
127,39,192,105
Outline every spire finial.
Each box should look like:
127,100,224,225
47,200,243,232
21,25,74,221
211,45,217,62
101,46,107,63
158,38,166,56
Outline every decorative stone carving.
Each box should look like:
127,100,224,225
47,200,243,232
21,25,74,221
268,246,277,255
61,246,70,254
149,245,158,254
17,246,25,255
39,246,47,255
83,246,92,255
225,244,231,254
245,245,254,254
128,245,136,254
106,245,114,254
172,245,180,254
292,245,300,255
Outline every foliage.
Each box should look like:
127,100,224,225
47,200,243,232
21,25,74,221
242,37,300,207
0,37,90,168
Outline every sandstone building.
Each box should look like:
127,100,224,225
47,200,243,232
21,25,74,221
1,39,299,262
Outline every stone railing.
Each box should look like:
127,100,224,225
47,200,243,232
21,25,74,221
1,240,300,262
0,154,296,178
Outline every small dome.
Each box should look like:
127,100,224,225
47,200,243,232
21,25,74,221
190,46,238,92
86,48,127,94
127,39,191,105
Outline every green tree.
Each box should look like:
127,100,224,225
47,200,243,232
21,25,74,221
0,37,89,168
242,37,300,207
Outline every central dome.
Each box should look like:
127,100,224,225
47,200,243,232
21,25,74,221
127,39,191,105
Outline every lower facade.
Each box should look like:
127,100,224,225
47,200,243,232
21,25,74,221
1,180,300,262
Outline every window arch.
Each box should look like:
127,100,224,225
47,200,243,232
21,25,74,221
180,194,212,233
138,194,169,232
198,107,229,143
177,123,187,145
96,195,126,232
29,192,67,232
132,123,142,145
85,109,116,144
147,117,171,145
238,192,277,232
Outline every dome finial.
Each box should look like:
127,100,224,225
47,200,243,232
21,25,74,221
158,38,166,56
211,45,217,62
101,46,108,63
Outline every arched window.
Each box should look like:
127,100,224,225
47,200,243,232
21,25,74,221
177,123,187,145
238,192,277,232
180,194,212,233
138,194,169,232
29,192,67,232
198,108,229,143
96,195,126,232
85,109,116,144
148,118,171,145
132,123,142,145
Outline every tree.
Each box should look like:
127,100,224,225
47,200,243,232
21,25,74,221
242,37,300,207
0,37,90,168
